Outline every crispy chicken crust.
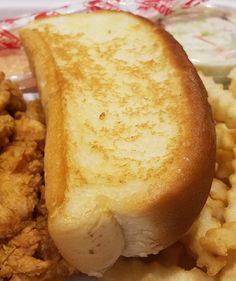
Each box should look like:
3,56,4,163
0,73,74,281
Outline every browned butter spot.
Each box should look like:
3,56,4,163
99,112,106,120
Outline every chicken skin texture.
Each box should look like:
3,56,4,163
0,73,74,281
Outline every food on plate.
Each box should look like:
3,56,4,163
163,6,236,83
20,10,215,276
0,73,41,239
100,70,236,281
0,73,73,281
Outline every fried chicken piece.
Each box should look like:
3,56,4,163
0,74,26,114
0,74,73,281
0,73,10,112
25,100,45,125
32,188,75,281
0,117,44,238
14,113,45,150
0,74,45,238
0,224,50,278
34,215,74,281
0,114,15,148
9,274,32,281
0,170,42,238
0,194,74,281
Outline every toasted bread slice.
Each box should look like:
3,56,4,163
20,11,215,276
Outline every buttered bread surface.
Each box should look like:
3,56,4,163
20,11,215,276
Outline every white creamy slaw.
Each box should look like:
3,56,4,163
164,5,236,81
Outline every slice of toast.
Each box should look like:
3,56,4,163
20,11,215,276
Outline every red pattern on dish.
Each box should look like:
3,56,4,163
0,29,21,49
182,0,208,9
0,17,19,24
0,0,207,50
137,0,174,16
35,11,61,20
86,0,121,11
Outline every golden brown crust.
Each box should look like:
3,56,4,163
137,23,216,245
20,29,67,213
20,10,216,275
